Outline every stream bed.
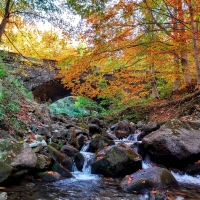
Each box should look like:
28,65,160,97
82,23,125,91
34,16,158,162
3,135,200,200
3,174,200,200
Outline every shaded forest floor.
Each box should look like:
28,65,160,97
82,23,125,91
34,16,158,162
114,90,200,125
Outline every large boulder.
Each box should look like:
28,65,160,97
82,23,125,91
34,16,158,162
141,118,200,169
88,135,115,153
113,120,136,139
0,139,37,169
0,162,12,183
120,167,178,194
91,143,142,177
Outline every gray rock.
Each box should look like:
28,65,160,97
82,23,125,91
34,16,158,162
113,120,136,139
11,143,37,168
38,171,61,182
91,143,142,177
141,118,200,169
88,135,115,153
120,167,178,194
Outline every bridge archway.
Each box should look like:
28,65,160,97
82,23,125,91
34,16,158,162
32,79,71,103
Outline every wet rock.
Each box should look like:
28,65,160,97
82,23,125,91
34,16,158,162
74,152,85,171
47,145,73,171
76,134,88,150
11,169,30,179
141,118,200,169
102,132,117,140
0,162,12,183
137,122,160,141
120,167,178,194
184,162,200,175
91,143,142,177
11,143,37,168
113,120,136,139
36,154,51,170
0,139,37,169
88,135,115,153
38,171,61,182
88,123,102,135
136,121,143,129
52,162,73,178
60,144,79,157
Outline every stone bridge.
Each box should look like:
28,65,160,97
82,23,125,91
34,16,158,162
2,51,71,102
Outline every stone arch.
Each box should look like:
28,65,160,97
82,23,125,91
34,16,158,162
32,79,71,103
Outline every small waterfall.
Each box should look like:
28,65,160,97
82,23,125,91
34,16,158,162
72,141,99,180
81,141,90,152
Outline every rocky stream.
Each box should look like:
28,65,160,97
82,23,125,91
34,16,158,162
0,101,200,200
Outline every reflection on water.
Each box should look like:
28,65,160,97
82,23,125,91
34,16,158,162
2,175,200,200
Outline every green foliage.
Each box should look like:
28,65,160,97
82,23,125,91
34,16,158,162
67,0,108,18
49,96,103,117
0,53,33,120
49,96,89,117
75,96,100,114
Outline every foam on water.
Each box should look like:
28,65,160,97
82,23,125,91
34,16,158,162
171,172,200,185
72,150,100,180
72,171,100,180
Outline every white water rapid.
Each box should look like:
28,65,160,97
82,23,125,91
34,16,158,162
72,142,100,180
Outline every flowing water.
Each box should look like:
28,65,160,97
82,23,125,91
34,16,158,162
2,132,200,200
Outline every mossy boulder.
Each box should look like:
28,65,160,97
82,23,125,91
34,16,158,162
0,162,12,183
88,135,115,153
120,167,178,194
91,143,142,177
142,118,200,169
0,139,37,169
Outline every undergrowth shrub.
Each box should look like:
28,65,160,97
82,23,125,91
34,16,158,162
49,96,102,117
0,53,33,129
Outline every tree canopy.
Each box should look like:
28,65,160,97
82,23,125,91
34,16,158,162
1,0,200,104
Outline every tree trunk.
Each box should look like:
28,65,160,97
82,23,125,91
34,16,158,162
150,66,159,99
0,0,11,41
180,50,192,84
187,0,200,89
178,0,191,84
